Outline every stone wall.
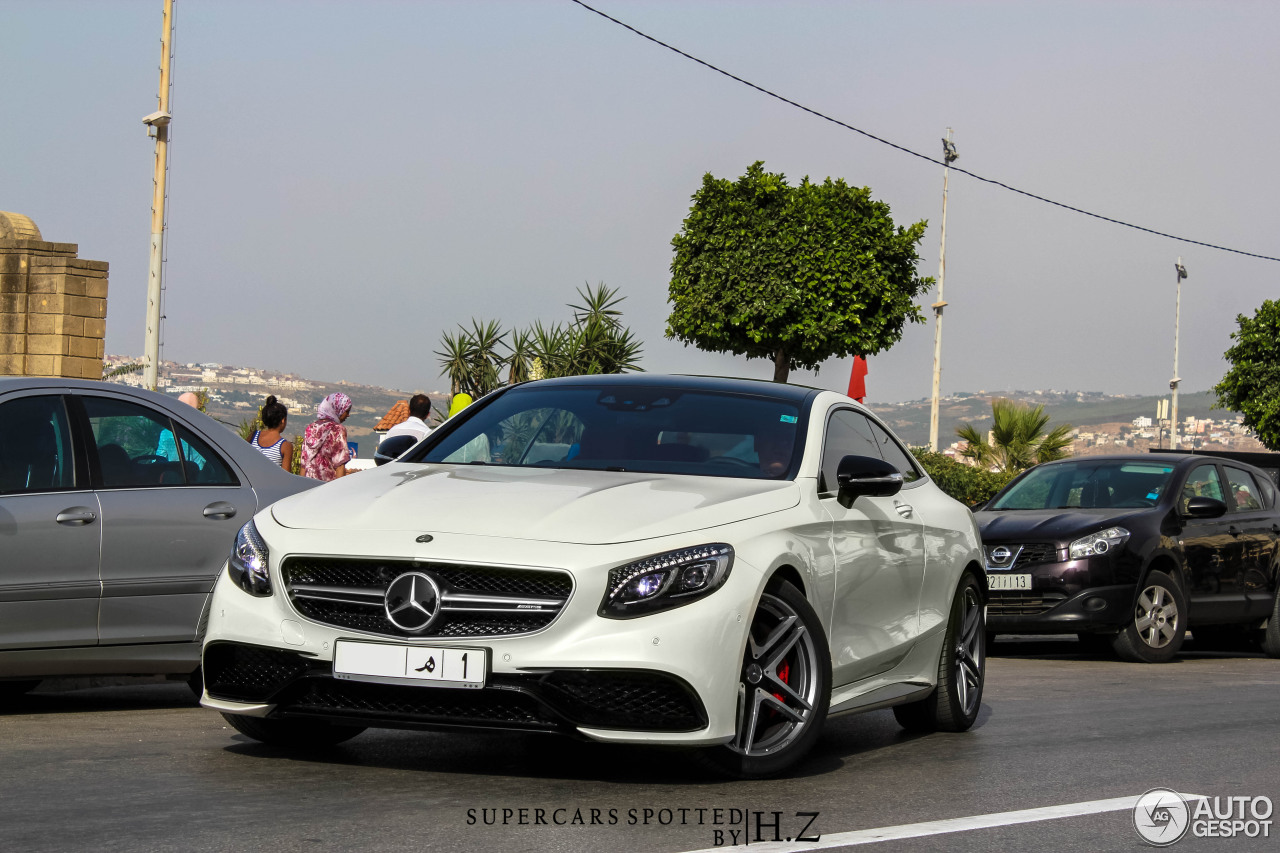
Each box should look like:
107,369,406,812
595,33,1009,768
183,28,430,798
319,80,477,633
0,227,109,379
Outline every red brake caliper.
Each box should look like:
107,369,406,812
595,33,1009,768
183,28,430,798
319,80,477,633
772,659,791,703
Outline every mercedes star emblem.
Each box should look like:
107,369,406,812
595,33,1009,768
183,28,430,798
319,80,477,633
384,571,442,633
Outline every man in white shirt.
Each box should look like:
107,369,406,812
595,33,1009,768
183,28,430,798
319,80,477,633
380,394,433,446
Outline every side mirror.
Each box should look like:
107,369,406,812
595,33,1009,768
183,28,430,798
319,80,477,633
1183,495,1227,519
374,434,418,466
836,455,903,508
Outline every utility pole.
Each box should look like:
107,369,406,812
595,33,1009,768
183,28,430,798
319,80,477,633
928,129,957,451
142,0,174,391
1170,258,1187,450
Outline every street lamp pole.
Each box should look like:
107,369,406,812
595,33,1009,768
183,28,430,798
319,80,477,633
1170,258,1187,450
928,129,958,452
142,0,174,391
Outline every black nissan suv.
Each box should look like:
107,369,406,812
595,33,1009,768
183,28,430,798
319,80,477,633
976,454,1280,662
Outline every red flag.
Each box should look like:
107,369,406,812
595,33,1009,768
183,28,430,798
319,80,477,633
847,356,868,402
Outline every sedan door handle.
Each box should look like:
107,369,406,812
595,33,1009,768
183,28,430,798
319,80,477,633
894,502,914,519
202,501,237,520
55,507,97,526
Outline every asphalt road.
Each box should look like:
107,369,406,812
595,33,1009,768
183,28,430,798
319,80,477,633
2,638,1277,853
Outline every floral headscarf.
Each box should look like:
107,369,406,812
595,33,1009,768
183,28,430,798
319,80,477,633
316,392,352,424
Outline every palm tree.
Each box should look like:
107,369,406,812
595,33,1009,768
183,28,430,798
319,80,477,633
956,398,1073,473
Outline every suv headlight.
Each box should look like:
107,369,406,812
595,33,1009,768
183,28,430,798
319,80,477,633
1069,527,1130,559
600,544,733,618
228,519,272,596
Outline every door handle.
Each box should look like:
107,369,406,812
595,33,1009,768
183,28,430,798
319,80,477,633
1228,525,1241,537
55,507,97,526
894,503,914,519
202,501,237,520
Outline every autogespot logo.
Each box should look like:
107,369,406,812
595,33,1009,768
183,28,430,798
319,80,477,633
1134,789,1191,847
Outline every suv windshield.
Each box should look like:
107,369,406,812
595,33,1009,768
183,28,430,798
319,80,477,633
411,384,804,479
991,460,1177,510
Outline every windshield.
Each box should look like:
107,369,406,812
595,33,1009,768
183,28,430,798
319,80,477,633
410,384,805,479
990,460,1177,510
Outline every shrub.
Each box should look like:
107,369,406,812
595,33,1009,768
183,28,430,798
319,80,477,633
911,449,1016,507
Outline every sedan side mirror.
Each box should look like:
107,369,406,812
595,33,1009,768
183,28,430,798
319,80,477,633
836,455,903,508
1183,495,1227,519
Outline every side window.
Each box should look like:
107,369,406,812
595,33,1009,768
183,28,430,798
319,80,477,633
867,419,922,483
1224,466,1263,512
176,424,238,485
1180,464,1224,514
820,409,882,494
81,396,236,488
0,395,77,493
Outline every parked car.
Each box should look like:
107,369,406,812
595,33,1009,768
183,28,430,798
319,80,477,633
977,454,1280,662
200,374,987,777
0,378,316,697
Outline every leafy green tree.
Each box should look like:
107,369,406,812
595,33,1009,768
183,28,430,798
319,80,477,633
667,162,932,382
955,398,1073,473
1214,299,1280,449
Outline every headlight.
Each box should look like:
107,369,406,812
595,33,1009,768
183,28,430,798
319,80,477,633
1069,527,1130,559
600,544,733,618
228,519,272,596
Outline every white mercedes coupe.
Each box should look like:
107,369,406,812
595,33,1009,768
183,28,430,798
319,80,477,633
200,375,987,777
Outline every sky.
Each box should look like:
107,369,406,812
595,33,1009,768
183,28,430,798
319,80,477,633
4,1,1278,403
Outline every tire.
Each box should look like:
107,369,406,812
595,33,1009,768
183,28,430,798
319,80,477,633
1111,570,1186,663
186,666,204,701
1261,585,1280,659
221,713,366,748
894,573,985,733
700,581,831,779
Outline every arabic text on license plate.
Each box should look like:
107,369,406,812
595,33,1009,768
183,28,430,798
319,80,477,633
333,640,486,689
987,573,1031,591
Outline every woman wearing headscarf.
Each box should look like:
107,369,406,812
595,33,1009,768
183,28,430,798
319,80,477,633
301,392,353,481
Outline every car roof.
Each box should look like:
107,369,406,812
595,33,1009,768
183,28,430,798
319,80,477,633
513,373,821,405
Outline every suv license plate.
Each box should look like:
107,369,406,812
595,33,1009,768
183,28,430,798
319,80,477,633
987,573,1032,591
334,640,486,689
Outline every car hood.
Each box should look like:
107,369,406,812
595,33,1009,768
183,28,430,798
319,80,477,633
976,508,1150,543
270,463,800,545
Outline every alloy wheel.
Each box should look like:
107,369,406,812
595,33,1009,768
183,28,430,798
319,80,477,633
1134,584,1180,649
730,592,820,757
954,585,984,718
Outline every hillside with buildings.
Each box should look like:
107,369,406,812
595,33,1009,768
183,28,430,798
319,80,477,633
104,357,1267,460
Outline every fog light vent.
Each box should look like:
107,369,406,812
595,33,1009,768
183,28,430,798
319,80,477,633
1083,596,1108,612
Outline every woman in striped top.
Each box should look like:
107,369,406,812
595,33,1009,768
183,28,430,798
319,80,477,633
249,395,294,472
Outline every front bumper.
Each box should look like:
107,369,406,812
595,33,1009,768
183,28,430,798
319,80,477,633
200,535,763,745
985,552,1135,633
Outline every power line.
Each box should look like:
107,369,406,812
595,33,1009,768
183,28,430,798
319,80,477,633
570,0,1280,264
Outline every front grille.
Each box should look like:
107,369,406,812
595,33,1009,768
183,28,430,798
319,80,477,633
281,557,573,639
987,590,1069,616
985,543,1059,570
288,679,557,730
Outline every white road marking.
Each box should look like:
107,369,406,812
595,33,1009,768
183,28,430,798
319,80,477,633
676,793,1206,852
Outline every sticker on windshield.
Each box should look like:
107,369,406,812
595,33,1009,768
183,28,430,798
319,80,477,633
779,415,798,424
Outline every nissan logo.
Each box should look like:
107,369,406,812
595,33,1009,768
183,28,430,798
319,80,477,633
990,546,1013,565
384,571,442,633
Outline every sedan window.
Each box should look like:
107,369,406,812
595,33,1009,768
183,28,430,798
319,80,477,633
1224,466,1264,511
0,395,76,493
82,396,236,488
419,386,803,479
1181,464,1225,514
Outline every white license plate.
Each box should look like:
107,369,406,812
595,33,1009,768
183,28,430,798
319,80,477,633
333,640,486,689
987,573,1032,591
